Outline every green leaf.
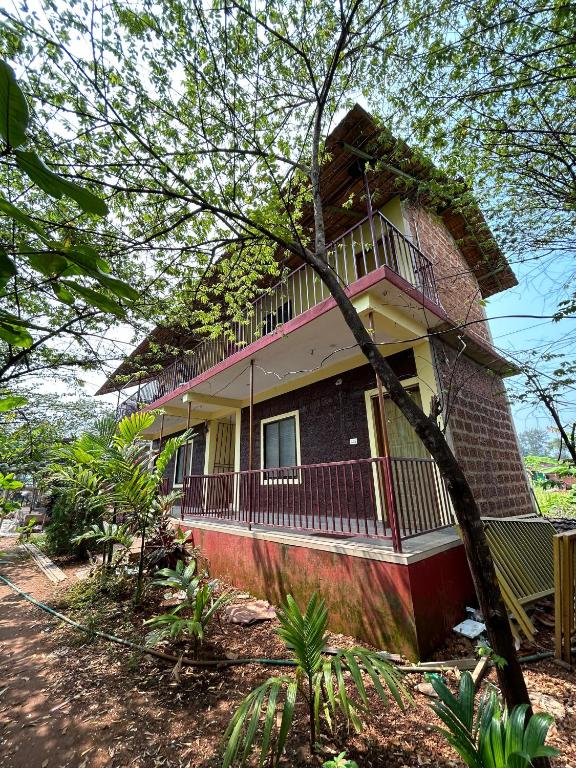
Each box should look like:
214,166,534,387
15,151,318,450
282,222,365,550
62,245,111,275
0,248,16,279
51,282,75,305
259,680,281,766
275,680,297,762
62,280,126,316
95,273,140,302
341,651,368,705
14,150,109,216
0,312,33,348
241,684,268,765
0,195,52,243
0,60,29,148
115,410,156,444
24,250,69,277
0,394,28,411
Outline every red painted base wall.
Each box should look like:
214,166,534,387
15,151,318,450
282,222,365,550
182,524,475,659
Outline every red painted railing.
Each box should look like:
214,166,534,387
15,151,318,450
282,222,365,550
179,456,453,551
117,210,439,417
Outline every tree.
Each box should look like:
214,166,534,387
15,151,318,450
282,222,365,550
517,428,554,459
380,0,576,307
509,351,576,464
0,59,145,389
0,390,113,485
0,0,539,710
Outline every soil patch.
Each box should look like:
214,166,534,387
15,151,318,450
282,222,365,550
1,537,574,768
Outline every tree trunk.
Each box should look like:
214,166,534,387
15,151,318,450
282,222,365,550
307,252,533,712
134,523,147,603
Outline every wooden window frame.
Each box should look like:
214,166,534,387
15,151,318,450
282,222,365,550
173,439,194,488
260,409,301,484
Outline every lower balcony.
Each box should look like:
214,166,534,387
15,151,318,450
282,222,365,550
176,456,454,553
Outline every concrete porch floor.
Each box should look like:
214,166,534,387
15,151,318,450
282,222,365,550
174,511,461,566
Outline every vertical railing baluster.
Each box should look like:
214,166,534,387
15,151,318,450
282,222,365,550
321,465,328,532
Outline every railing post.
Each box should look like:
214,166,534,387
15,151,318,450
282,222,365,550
383,457,402,552
248,359,254,531
368,311,402,552
181,401,192,521
363,169,381,267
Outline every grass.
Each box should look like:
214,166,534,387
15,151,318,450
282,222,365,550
533,485,576,518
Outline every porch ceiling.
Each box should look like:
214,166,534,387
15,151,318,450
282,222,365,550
141,272,433,437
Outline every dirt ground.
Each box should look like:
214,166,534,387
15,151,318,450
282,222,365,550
1,537,575,768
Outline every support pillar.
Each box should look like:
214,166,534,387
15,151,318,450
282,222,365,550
368,311,402,552
181,401,192,520
248,359,254,531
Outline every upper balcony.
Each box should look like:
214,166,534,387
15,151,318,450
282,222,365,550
117,209,441,419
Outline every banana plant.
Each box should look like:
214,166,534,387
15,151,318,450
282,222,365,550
430,671,559,768
222,592,409,768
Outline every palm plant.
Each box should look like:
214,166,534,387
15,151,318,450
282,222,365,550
430,672,559,768
145,581,233,652
51,411,191,601
152,559,202,598
222,593,409,768
71,521,134,568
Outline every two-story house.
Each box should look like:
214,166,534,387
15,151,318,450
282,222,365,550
98,105,534,658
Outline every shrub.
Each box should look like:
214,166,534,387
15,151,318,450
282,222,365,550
430,671,559,768
323,753,358,768
144,584,233,650
145,515,194,571
533,485,576,517
145,569,233,653
43,490,100,557
152,559,202,598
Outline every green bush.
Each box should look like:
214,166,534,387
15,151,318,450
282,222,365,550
533,485,576,517
430,671,558,768
43,489,101,557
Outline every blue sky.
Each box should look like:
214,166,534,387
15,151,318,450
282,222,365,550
487,252,575,436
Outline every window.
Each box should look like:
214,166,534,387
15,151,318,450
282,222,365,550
260,411,301,483
173,441,193,486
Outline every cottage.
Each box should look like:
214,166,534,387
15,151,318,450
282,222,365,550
98,106,534,658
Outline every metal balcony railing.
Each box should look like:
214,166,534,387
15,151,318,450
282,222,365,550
178,456,454,551
118,211,439,415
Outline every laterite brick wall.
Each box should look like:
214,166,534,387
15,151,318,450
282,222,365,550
405,204,491,346
432,339,534,518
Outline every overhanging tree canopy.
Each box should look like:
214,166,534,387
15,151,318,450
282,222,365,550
1,0,564,720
